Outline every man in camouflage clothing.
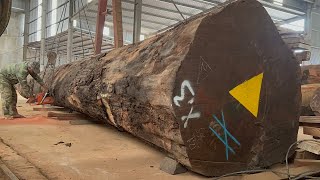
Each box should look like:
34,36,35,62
0,61,48,119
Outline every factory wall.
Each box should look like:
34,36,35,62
0,12,25,68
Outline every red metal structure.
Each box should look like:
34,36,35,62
112,0,123,48
94,0,108,55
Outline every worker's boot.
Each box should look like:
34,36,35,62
4,115,13,120
2,104,13,120
10,106,25,118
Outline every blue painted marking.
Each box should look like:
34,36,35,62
212,114,241,146
221,110,229,160
209,126,235,154
209,110,241,160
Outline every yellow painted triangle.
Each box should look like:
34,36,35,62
229,73,264,118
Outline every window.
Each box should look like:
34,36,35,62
103,27,110,36
140,35,145,41
273,0,283,6
73,20,77,27
280,19,305,32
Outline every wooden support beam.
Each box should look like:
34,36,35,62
295,159,320,166
33,107,67,112
94,0,108,55
112,0,123,48
300,116,320,124
303,127,320,138
47,112,82,118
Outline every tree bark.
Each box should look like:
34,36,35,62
301,65,320,85
30,0,301,176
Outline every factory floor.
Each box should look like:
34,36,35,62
0,96,204,180
0,95,316,180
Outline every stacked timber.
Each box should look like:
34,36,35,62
27,0,301,176
300,116,320,139
277,27,311,63
301,66,320,115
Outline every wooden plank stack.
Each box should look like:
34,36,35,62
277,27,311,64
300,116,320,139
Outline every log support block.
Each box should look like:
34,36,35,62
160,157,187,175
69,120,94,125
33,107,67,112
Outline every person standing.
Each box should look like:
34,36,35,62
0,61,48,119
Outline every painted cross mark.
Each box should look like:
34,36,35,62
181,106,201,128
197,56,213,84
209,110,240,160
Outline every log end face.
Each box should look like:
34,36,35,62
171,0,301,176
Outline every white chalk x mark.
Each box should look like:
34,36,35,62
181,106,201,128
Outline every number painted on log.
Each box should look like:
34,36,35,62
173,80,200,128
173,80,195,107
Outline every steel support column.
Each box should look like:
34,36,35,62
23,0,30,61
112,0,123,48
94,0,108,55
305,3,312,43
40,0,47,70
133,0,142,43
67,0,74,62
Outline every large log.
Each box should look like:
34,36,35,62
34,0,301,176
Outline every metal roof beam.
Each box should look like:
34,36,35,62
157,0,207,11
276,15,305,26
121,6,182,21
122,0,195,17
195,0,221,5
87,8,174,26
84,15,161,31
258,0,306,15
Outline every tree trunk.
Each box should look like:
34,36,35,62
31,0,301,176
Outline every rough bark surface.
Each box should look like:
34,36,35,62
301,84,320,115
301,65,320,85
33,0,301,176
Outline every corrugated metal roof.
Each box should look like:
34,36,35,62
75,0,307,36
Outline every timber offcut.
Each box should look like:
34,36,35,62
34,0,301,176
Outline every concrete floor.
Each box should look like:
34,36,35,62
0,96,204,180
